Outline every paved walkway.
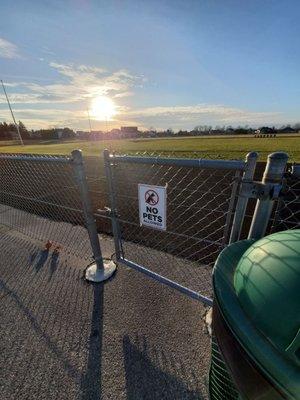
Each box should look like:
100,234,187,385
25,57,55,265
0,219,210,400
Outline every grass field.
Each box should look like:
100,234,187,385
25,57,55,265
0,134,299,161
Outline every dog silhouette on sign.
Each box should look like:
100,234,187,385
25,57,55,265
145,190,158,205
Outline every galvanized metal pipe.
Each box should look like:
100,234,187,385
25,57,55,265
0,154,71,163
121,258,213,306
112,155,245,171
103,149,123,260
229,152,258,243
72,149,104,269
222,169,242,244
248,152,289,240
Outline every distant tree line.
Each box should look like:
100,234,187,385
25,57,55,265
138,124,300,138
0,121,299,142
0,121,30,140
0,122,76,141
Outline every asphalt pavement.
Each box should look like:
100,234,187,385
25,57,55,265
0,218,211,400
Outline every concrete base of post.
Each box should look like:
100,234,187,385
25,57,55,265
85,260,116,283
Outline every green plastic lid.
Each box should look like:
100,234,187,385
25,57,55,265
213,229,300,399
234,230,300,365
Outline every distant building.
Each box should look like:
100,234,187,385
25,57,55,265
89,130,104,140
56,129,63,139
120,126,139,138
109,129,121,139
279,126,296,134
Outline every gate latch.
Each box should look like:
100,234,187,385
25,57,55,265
96,206,111,215
240,181,283,200
96,207,120,218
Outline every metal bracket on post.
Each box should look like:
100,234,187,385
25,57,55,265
248,152,289,240
239,181,283,200
229,152,258,243
71,149,116,282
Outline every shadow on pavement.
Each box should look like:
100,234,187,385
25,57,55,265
80,283,104,400
48,251,59,281
123,335,205,400
0,278,81,382
34,249,49,272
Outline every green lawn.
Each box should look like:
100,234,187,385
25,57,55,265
0,135,299,161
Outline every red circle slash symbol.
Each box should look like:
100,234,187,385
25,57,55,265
145,189,159,206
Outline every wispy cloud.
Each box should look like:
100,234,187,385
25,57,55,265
1,62,142,105
0,101,285,130
0,107,84,129
0,38,20,59
122,104,283,128
0,60,287,130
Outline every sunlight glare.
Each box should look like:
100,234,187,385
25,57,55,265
90,96,116,121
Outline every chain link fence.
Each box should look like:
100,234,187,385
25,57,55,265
1,150,298,300
270,164,300,233
105,152,249,302
0,152,98,264
1,149,298,400
84,155,111,233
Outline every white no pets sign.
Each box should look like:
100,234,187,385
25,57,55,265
138,184,167,231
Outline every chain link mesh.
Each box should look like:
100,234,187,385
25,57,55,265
84,156,111,234
110,154,243,297
209,336,239,400
270,164,300,233
0,153,94,262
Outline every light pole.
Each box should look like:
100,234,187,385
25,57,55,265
1,79,24,146
87,109,92,133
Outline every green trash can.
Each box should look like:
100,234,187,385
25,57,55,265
210,229,300,400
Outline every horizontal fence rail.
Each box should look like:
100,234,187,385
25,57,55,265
0,153,71,163
111,154,246,171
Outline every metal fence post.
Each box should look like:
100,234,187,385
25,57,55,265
248,152,288,240
103,149,123,261
72,149,116,282
229,152,258,243
292,164,300,178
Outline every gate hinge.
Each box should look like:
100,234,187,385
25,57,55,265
239,181,283,200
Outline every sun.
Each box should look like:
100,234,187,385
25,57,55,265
90,96,116,121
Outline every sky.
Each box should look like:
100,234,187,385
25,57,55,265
0,0,299,131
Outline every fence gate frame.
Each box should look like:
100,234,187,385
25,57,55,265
103,151,248,304
103,149,290,305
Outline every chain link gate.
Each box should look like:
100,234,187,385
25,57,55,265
103,150,260,305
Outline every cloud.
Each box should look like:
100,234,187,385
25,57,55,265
122,104,283,128
0,38,20,59
0,60,288,130
0,107,85,129
1,63,142,106
114,91,134,98
0,102,286,131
